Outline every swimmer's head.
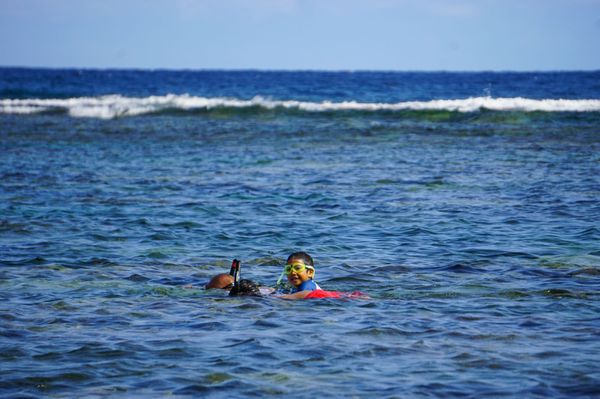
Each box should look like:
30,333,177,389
229,279,261,296
278,251,316,287
205,273,234,289
286,251,314,270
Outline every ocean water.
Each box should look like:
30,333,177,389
1,68,599,398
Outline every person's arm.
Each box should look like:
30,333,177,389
259,286,276,295
278,290,311,300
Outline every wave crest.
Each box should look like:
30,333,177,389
1,94,600,119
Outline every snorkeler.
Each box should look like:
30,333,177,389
226,252,319,299
276,251,322,299
205,253,365,299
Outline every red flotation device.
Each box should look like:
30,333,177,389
304,289,368,299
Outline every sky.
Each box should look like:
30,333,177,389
0,0,599,71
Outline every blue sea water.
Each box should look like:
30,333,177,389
1,68,600,398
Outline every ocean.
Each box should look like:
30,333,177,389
1,68,599,398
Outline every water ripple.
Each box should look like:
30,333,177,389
2,83,600,396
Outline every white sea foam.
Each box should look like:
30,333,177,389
1,95,600,118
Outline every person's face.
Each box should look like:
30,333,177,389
285,259,314,287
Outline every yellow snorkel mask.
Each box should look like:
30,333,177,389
276,261,316,286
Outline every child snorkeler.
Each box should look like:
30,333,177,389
276,251,321,299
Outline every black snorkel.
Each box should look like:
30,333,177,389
229,259,237,278
231,259,241,290
228,260,262,296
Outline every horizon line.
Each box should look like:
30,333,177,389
1,65,599,74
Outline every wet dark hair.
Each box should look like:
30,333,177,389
286,251,314,267
229,279,261,297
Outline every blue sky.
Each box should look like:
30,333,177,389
1,0,599,70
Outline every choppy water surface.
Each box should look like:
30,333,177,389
1,69,600,398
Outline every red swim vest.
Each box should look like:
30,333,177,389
304,289,367,299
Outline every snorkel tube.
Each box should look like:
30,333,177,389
229,259,238,278
228,259,261,296
276,265,289,289
231,259,241,290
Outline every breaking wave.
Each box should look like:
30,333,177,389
1,94,600,119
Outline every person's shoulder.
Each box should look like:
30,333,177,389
298,279,319,291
